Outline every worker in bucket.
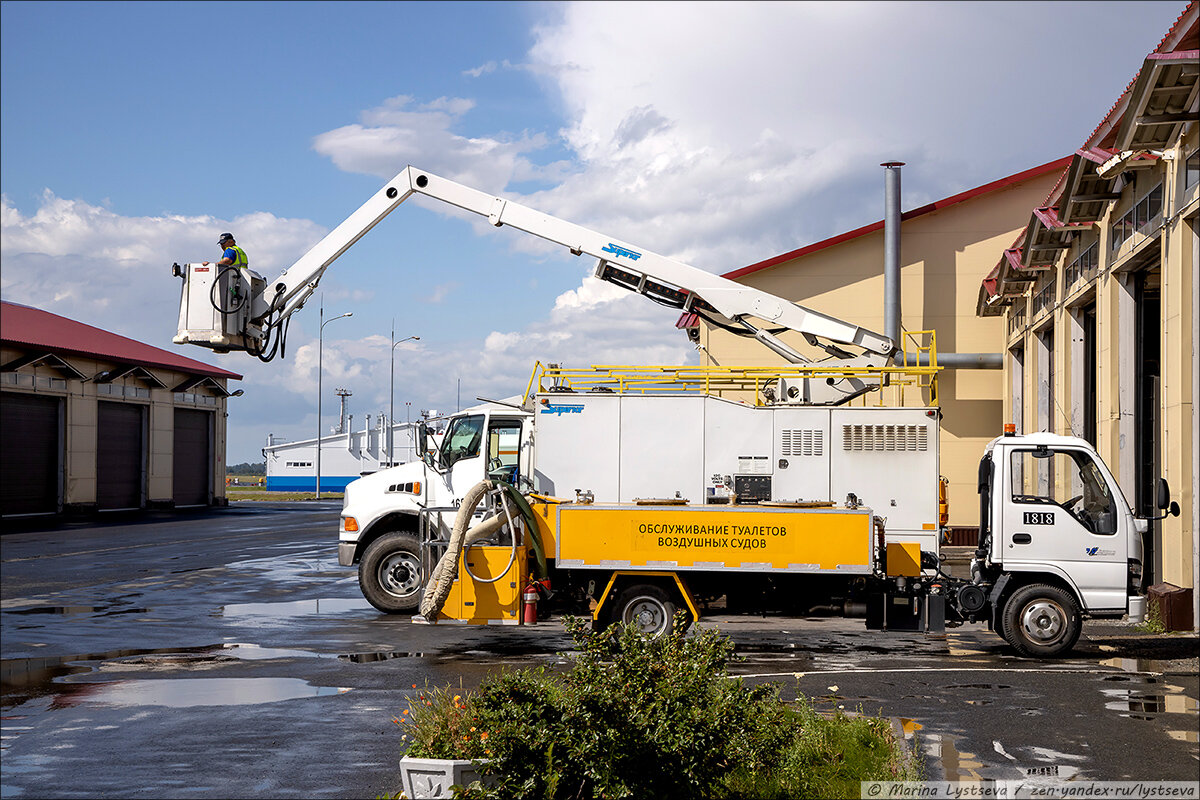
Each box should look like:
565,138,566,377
203,232,248,270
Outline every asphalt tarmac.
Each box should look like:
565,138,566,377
1,502,1196,798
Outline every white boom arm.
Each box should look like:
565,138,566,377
174,166,894,366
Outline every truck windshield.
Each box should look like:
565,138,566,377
440,415,485,468
1010,449,1116,535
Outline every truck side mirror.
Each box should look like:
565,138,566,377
1155,478,1171,510
418,422,429,456
1151,478,1180,519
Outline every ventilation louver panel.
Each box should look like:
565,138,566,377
841,424,928,452
780,429,824,457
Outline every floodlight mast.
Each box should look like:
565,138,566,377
174,166,895,365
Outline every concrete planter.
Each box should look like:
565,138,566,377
398,756,496,799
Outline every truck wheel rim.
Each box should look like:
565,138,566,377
379,552,420,598
625,597,667,636
1020,599,1066,644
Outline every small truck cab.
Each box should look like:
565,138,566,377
963,427,1178,656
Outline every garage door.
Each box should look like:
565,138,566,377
97,402,145,511
173,408,211,507
1,392,61,516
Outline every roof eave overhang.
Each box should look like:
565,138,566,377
1114,50,1200,151
0,351,88,381
171,376,231,396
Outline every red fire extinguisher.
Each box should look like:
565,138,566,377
522,581,539,625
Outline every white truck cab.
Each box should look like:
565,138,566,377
961,428,1177,656
339,402,532,612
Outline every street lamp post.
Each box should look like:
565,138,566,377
317,304,352,499
389,323,420,466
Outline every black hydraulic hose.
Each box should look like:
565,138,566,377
209,265,248,315
500,483,547,579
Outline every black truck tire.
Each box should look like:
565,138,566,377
1000,583,1082,658
358,532,423,614
613,583,688,639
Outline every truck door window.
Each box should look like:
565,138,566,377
441,415,485,468
1010,449,1117,534
487,422,523,482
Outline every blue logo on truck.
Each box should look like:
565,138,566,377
541,404,584,416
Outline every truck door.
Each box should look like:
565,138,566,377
485,417,526,486
429,413,488,529
999,445,1126,611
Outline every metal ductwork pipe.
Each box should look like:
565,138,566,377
900,352,1003,369
882,161,904,357
881,160,1002,370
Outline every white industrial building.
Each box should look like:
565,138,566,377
263,409,437,492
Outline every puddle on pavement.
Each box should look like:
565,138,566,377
2,643,331,709
51,677,351,708
1101,686,1200,717
5,605,149,618
218,598,376,618
339,651,425,663
1100,657,1185,674
926,733,985,781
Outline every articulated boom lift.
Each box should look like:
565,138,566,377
174,167,895,405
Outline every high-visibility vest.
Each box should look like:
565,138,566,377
227,245,249,269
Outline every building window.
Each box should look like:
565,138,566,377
1186,148,1199,189
0,372,66,390
1111,183,1163,253
98,383,150,399
174,392,217,406
1008,302,1027,336
285,461,313,468
1032,277,1056,318
1065,241,1098,290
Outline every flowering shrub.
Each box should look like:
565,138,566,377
398,615,913,798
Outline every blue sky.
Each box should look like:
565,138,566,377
1,1,1188,465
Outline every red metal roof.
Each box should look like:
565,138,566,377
1,301,241,380
1079,1,1197,152
724,156,1073,281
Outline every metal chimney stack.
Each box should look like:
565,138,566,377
881,161,904,359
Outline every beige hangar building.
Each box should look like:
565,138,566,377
978,4,1197,623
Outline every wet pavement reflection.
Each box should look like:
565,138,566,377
1,506,1197,797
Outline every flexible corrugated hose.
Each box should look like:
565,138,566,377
418,480,544,621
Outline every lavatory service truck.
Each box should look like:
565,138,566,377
173,166,1179,657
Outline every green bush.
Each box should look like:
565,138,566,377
399,615,914,798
